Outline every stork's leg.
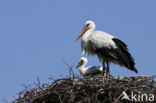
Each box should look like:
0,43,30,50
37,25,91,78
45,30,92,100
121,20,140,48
106,62,110,79
102,61,106,76
102,61,106,82
106,62,110,73
106,62,114,79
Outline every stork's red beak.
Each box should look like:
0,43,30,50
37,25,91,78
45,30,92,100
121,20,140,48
76,28,88,41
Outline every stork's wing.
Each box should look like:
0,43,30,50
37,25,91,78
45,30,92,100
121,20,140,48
112,38,138,73
88,31,138,73
88,31,119,60
89,31,117,49
94,37,138,73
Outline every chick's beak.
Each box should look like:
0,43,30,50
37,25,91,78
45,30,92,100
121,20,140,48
76,60,83,68
76,62,81,68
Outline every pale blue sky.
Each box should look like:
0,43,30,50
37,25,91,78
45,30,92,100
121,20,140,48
0,0,156,102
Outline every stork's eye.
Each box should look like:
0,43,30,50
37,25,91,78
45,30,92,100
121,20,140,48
80,60,84,63
86,23,90,27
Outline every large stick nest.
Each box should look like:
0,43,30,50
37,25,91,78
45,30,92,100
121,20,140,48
13,62,156,103
13,74,156,103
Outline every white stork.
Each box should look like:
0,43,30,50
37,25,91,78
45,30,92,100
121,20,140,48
76,20,138,77
76,57,103,77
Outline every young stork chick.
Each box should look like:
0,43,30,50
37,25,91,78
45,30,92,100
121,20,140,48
76,57,103,77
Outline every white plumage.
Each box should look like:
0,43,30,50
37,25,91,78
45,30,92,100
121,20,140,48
79,21,117,57
76,57,103,77
76,20,138,75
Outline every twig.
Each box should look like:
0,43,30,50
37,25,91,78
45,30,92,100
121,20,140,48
62,59,75,79
34,81,46,93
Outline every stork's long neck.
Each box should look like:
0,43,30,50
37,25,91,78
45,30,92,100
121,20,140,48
79,63,87,75
81,28,95,55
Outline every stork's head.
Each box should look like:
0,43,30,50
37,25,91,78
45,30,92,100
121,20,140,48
76,20,95,41
76,57,88,68
85,20,96,30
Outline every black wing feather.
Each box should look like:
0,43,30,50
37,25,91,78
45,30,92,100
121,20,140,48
95,38,138,73
112,38,138,73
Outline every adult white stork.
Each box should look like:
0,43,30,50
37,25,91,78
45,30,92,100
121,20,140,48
76,57,103,77
76,20,138,76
